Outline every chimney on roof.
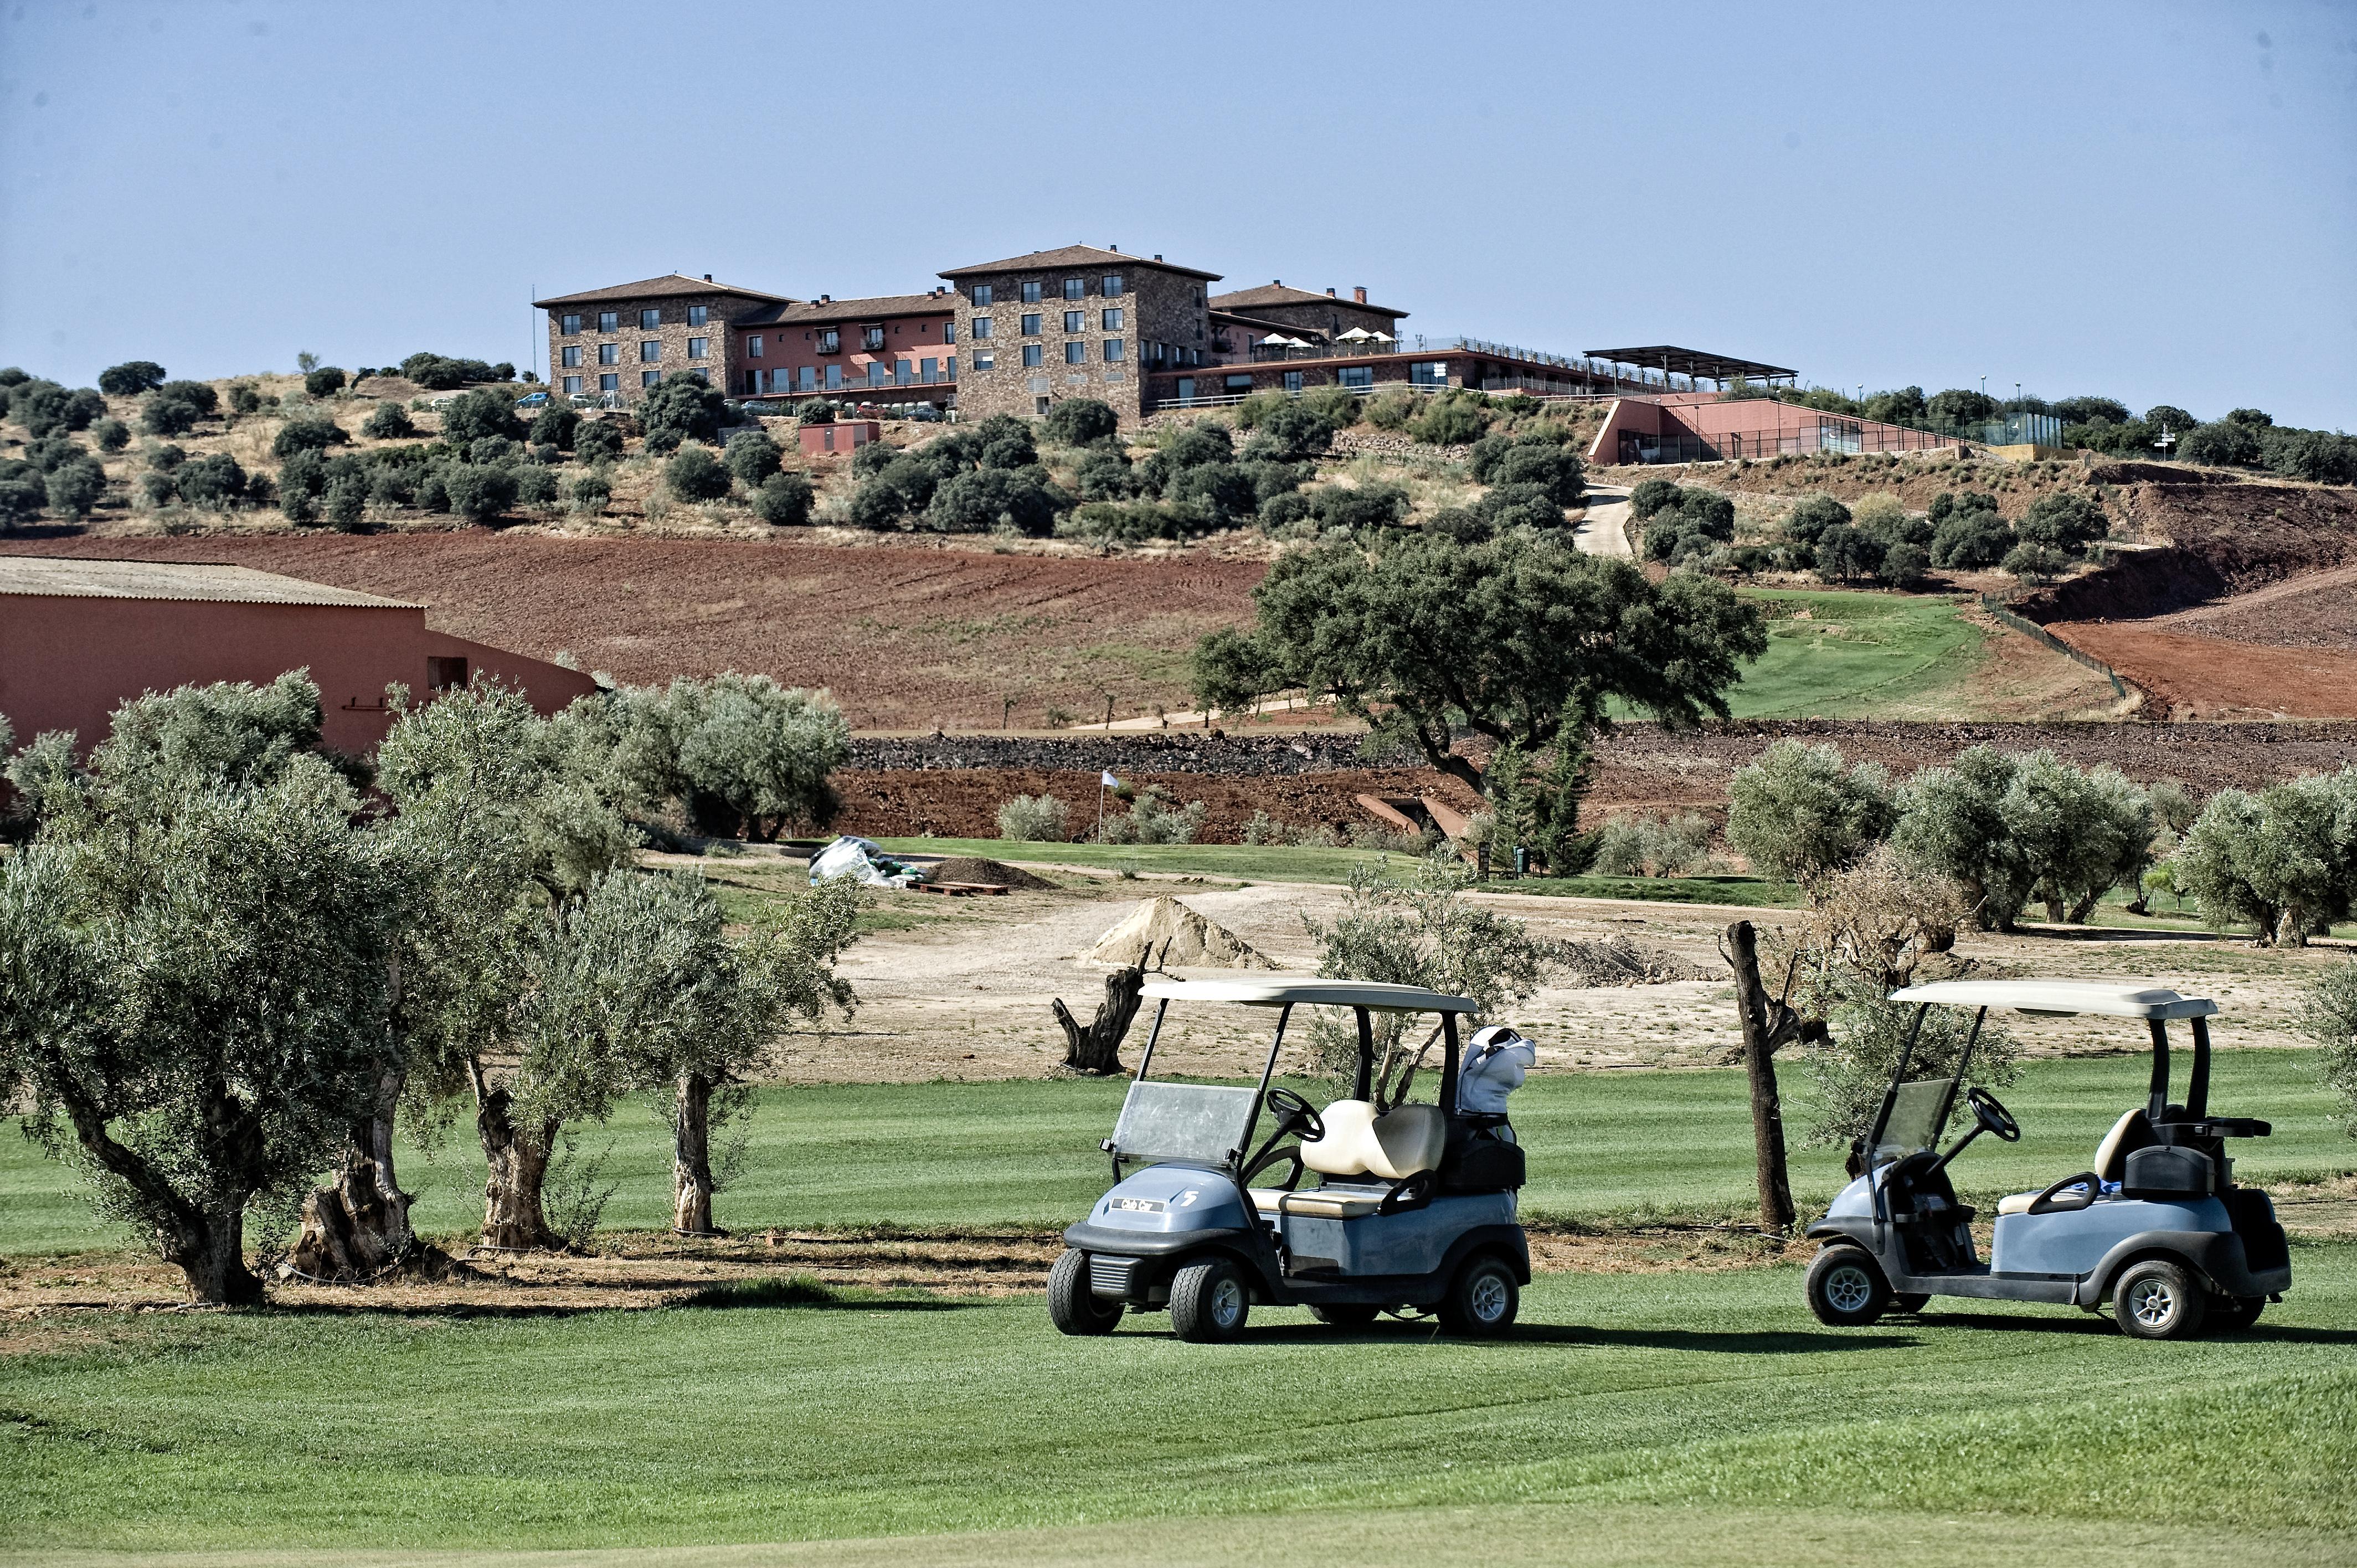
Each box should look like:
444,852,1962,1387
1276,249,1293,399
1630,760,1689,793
1354,286,1367,303
703,273,712,281
1325,287,1336,297
1154,254,1162,261
821,293,830,303
1274,279,1282,287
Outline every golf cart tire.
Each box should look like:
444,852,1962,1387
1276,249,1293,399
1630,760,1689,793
1048,1249,1123,1337
2211,1295,2266,1332
1806,1245,1892,1327
1438,1253,1520,1337
2113,1258,2207,1340
1170,1256,1252,1344
1310,1303,1382,1328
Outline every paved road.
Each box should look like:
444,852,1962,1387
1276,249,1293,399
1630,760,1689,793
1574,484,1633,557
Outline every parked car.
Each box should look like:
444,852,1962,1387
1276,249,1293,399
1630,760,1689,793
515,391,549,409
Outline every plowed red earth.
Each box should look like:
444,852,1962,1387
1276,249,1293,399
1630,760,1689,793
9,533,1264,730
836,767,1480,840
2047,623,2357,720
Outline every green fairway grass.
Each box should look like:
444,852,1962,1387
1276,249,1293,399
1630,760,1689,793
4,1249,2353,1560
1723,589,1989,719
6,1052,2348,1256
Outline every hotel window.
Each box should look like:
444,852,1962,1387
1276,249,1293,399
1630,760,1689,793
747,336,763,357
559,313,582,334
797,366,817,391
825,364,843,389
599,373,619,391
868,362,887,387
1284,371,1303,392
598,311,619,332
972,349,992,370
640,341,662,362
562,374,582,394
1063,277,1084,301
1022,343,1042,367
1063,311,1084,333
687,305,708,327
896,359,913,384
1021,313,1041,336
921,357,939,384
687,337,708,359
1020,280,1042,303
817,328,841,353
971,283,992,306
1339,365,1374,388
943,320,956,343
971,317,992,339
560,345,582,367
863,325,886,350
642,370,660,388
1410,360,1448,386
1102,308,1123,330
1102,274,1123,296
1064,342,1085,364
1103,339,1124,362
946,355,957,379
640,308,661,329
598,343,620,365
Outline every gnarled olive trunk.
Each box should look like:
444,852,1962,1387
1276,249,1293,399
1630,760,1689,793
166,1208,265,1308
1053,966,1144,1075
673,1071,717,1235
291,1069,416,1279
476,1085,558,1250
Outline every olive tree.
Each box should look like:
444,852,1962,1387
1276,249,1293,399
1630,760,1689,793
0,754,405,1305
2298,962,2357,1137
608,674,851,840
98,360,167,396
2174,769,2357,946
1725,740,1897,893
1892,747,2155,929
1193,530,1765,807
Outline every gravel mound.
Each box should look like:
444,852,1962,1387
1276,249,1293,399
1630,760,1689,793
1557,936,1716,987
925,856,1058,891
1084,896,1273,969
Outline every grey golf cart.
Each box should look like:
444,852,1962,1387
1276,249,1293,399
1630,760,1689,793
1804,980,2291,1340
1049,977,1533,1343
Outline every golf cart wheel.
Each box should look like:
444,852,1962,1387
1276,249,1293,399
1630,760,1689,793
1805,1246,1891,1327
2112,1258,2208,1340
1891,1293,1932,1314
1047,1249,1123,1337
1438,1255,1520,1337
1169,1257,1251,1344
1310,1303,1381,1328
2210,1295,2266,1332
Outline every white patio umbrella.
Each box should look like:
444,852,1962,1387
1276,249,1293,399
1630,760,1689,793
1367,330,1395,343
1334,327,1375,342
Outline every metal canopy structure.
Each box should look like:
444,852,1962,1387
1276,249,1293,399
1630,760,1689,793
1584,344,1797,386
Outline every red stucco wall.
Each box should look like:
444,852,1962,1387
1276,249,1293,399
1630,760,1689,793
0,596,598,757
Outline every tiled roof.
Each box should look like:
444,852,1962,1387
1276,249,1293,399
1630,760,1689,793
1210,309,1329,341
532,274,791,308
938,245,1221,282
0,556,419,609
736,292,958,327
1209,283,1408,320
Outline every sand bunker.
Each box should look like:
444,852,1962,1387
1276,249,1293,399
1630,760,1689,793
1084,896,1274,969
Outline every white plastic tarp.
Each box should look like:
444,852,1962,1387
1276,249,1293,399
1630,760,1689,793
809,835,919,888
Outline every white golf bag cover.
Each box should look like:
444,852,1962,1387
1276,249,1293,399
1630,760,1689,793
1459,1025,1537,1117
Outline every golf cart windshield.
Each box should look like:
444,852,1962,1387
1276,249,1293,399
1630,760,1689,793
1109,1083,1259,1167
1874,1079,1957,1166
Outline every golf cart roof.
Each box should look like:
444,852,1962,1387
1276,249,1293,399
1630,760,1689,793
1887,980,2218,1020
1140,977,1480,1013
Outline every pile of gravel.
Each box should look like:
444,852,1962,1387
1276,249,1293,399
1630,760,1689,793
924,856,1059,891
1557,935,1715,987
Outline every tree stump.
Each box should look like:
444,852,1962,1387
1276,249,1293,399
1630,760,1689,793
1054,966,1145,1075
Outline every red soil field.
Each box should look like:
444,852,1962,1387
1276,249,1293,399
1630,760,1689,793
2048,623,2357,721
9,532,1264,731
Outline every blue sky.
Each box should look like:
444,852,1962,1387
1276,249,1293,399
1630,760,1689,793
3,1,2352,428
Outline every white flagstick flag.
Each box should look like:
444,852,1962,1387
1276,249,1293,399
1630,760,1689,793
1098,771,1119,839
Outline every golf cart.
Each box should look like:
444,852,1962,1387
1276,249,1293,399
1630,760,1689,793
1049,977,1533,1343
1803,981,2291,1340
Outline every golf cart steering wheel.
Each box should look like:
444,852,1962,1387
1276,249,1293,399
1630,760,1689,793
1263,1087,1325,1144
1968,1087,2021,1143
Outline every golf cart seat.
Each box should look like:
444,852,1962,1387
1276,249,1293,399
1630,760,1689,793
1249,1187,1387,1219
1995,1108,2156,1215
1301,1100,1447,1180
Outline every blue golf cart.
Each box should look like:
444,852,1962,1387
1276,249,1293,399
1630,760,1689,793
1804,980,2291,1340
1049,977,1533,1343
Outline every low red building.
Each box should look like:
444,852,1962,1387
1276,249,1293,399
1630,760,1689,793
0,556,598,757
796,420,881,457
734,291,959,408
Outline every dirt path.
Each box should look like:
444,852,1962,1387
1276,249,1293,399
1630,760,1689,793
1574,484,1633,558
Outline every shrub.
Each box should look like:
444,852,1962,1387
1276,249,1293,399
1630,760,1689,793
43,456,107,517
2000,541,2070,583
1813,522,1885,583
924,468,1058,535
1423,506,1488,543
1298,385,1362,426
362,402,415,439
641,373,731,452
1073,447,1138,501
972,413,1038,470
1406,392,1489,446
1307,481,1410,534
1490,441,1584,505
140,390,203,436
323,473,369,531
1363,387,1417,431
1058,499,1186,544
996,793,1070,842
303,367,347,398
2178,419,2261,467
568,471,613,517
665,444,732,502
724,430,782,487
24,435,84,472
97,360,167,396
398,352,508,390
575,418,625,464
1238,403,1338,462
272,417,349,458
81,417,124,454
1628,477,1684,519
2297,963,2357,1135
1850,492,1923,546
0,473,45,525
1882,541,1932,589
1929,499,2011,569
796,401,838,425
1777,493,1850,564
1726,740,1897,890
752,471,815,527
528,404,579,451
847,478,907,530
1641,487,1736,561
2016,492,2108,554
1591,812,1712,877
438,388,526,446
467,435,521,467
442,462,519,523
1167,461,1259,527
176,453,246,507
1095,786,1208,845
1042,397,1119,447
513,465,559,506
